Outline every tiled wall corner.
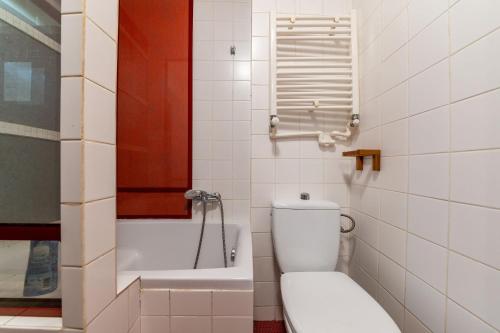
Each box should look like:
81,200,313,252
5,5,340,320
60,0,121,331
350,0,500,332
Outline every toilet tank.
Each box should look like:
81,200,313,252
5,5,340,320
272,200,340,273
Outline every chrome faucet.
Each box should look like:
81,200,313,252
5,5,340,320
184,189,227,269
184,189,221,203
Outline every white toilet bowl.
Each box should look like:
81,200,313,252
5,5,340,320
281,272,400,333
271,200,401,333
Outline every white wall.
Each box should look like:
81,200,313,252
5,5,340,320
250,0,353,321
350,0,500,332
192,0,252,224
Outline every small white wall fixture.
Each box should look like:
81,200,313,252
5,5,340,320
269,10,360,147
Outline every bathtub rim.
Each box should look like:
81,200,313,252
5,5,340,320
116,220,253,290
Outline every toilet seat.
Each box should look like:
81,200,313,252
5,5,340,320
281,272,401,333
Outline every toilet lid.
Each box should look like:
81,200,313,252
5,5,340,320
281,272,401,333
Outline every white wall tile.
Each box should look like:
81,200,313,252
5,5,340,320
448,252,500,330
406,234,447,292
171,316,211,333
251,208,271,232
379,222,406,266
409,60,449,116
213,317,253,333
212,62,233,81
252,12,270,37
446,300,497,333
84,142,116,201
450,150,500,208
450,0,500,53
381,118,408,156
61,141,83,203
86,289,128,333
252,37,269,60
170,290,211,316
234,61,251,81
354,239,379,279
254,282,281,306
86,0,118,40
128,281,140,329
61,14,83,76
61,77,83,139
381,45,408,92
275,159,300,183
352,210,379,248
252,233,274,257
380,82,408,124
83,250,116,325
405,273,446,333
381,0,408,29
298,0,322,15
378,285,405,329
62,0,83,14
404,311,432,333
451,28,500,102
213,22,233,43
194,2,214,21
62,267,83,328
213,2,233,21
84,19,117,92
450,203,500,269
378,156,408,192
213,291,253,316
82,198,115,264
233,81,251,102
141,316,170,333
141,290,170,316
300,159,324,184
252,159,275,183
451,88,500,151
276,0,296,14
254,256,279,282
409,154,449,200
252,85,270,109
409,13,449,76
379,254,405,303
381,9,408,60
252,61,269,85
408,0,448,38
83,79,116,144
409,106,449,154
408,195,448,247
380,190,407,229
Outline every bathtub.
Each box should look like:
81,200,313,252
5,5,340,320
116,220,253,290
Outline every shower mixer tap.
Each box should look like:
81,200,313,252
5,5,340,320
184,189,228,269
184,189,221,203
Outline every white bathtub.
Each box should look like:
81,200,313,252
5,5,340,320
117,220,253,290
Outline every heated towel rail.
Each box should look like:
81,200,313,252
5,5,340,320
269,11,360,146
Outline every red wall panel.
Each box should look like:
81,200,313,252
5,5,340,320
117,0,192,218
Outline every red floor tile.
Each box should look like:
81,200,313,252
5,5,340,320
254,321,286,333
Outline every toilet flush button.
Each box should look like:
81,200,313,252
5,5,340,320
300,192,310,200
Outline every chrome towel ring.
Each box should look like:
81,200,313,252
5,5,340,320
340,214,356,233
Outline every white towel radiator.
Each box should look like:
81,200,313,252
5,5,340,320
269,10,360,147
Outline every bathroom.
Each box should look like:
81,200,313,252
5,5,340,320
0,0,499,332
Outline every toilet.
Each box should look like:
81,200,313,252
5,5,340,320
272,200,401,333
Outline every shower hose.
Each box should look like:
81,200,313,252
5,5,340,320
193,197,228,269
